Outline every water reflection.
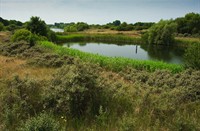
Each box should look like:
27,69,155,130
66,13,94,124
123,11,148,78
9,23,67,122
140,44,185,64
63,42,185,64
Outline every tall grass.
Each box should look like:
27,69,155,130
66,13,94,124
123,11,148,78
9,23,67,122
175,37,200,47
56,34,143,44
39,41,184,73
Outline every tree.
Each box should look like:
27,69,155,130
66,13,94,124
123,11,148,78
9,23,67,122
64,22,89,32
142,20,177,45
113,20,121,26
175,13,200,35
26,16,48,36
76,22,89,31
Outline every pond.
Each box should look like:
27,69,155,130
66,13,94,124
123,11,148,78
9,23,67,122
63,42,185,64
50,28,64,32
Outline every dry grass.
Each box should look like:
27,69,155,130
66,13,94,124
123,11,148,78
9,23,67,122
0,31,11,42
0,55,56,80
82,29,141,37
176,37,200,42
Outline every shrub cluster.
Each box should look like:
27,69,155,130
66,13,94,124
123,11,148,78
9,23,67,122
142,20,177,45
184,42,200,69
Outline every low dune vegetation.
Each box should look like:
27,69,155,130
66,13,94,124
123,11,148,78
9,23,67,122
0,14,200,130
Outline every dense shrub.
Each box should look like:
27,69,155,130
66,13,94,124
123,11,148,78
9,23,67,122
184,42,200,69
11,29,32,42
142,20,177,45
64,22,89,32
1,76,43,130
175,13,200,35
19,113,62,131
43,63,107,117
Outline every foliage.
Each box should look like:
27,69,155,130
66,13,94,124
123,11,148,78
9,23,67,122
184,42,200,69
113,20,121,26
5,24,21,32
64,22,89,32
175,12,200,35
26,16,48,36
0,17,23,31
47,30,57,42
143,20,177,45
43,63,107,118
0,76,43,130
11,29,32,42
116,22,134,31
133,22,154,30
19,113,61,131
11,29,42,46
0,22,4,31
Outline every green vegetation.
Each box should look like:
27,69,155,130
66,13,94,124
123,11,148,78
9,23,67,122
11,29,32,42
64,22,89,32
184,42,200,69
142,20,177,45
25,16,57,42
56,34,142,44
26,16,48,36
0,40,199,130
0,13,200,130
0,22,4,31
39,41,183,73
175,12,200,36
19,113,62,131
0,17,23,31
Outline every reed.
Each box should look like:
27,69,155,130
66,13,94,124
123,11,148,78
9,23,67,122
56,34,143,45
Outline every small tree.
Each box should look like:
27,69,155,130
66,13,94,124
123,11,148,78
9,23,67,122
26,16,48,36
184,42,200,69
143,20,177,45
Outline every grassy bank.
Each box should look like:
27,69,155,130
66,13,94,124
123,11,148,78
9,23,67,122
39,41,184,73
56,34,143,44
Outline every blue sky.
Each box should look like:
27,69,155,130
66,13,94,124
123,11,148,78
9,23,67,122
0,0,199,24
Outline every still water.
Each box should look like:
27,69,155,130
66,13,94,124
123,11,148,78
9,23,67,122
63,42,185,64
51,28,64,32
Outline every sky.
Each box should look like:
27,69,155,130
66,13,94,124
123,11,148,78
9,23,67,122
0,0,200,24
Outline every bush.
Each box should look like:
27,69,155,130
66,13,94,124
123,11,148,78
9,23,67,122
142,20,177,45
1,76,43,130
19,113,61,131
184,42,200,69
11,29,44,46
64,22,89,32
11,29,32,42
43,63,107,118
